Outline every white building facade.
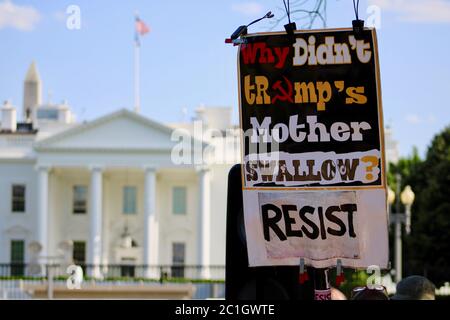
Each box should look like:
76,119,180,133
0,63,240,279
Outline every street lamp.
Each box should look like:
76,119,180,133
388,177,415,283
401,185,415,235
387,187,396,209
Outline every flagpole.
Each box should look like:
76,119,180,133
134,33,140,114
134,12,141,114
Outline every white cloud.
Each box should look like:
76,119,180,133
231,2,264,16
406,113,421,124
427,114,437,123
369,0,450,23
405,113,437,125
53,11,65,23
0,0,41,31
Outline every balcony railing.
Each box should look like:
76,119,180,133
0,263,225,281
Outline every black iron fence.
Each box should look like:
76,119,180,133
0,263,225,281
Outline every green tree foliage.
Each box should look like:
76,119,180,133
330,269,368,298
389,126,450,286
387,146,422,198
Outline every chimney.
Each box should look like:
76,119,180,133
59,100,71,123
1,100,17,132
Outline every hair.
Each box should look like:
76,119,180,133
351,287,389,300
393,276,436,300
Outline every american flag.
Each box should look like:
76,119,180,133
135,15,150,46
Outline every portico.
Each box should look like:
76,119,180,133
32,109,212,278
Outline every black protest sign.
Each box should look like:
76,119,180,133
237,29,389,269
238,28,385,189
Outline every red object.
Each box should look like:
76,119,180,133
303,272,309,281
336,273,345,286
225,38,232,43
298,272,309,284
136,18,150,35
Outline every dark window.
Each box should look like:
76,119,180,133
10,240,25,276
172,186,187,215
171,242,185,278
37,109,58,120
12,185,25,213
73,186,87,214
123,186,137,214
120,258,136,278
16,122,34,133
72,241,86,265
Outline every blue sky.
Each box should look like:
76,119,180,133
0,0,449,157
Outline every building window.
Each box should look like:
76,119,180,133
37,109,58,120
12,185,25,213
120,258,136,278
72,241,86,265
73,185,87,214
171,242,186,278
10,240,25,276
123,186,137,214
172,186,187,215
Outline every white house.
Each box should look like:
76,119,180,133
0,63,240,279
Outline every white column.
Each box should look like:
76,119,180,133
36,166,49,260
88,166,103,278
197,166,211,279
143,166,158,278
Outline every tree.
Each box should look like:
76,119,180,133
406,126,450,286
387,146,422,194
389,126,450,286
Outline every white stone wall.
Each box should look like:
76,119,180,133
158,169,199,265
209,163,232,265
48,169,90,261
0,162,37,263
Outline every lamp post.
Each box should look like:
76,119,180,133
388,177,415,283
401,185,415,234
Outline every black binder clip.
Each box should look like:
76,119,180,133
352,19,365,39
225,25,247,44
284,22,297,43
284,22,297,36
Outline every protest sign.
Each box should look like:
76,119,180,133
237,28,388,269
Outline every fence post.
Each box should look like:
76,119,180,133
159,266,164,284
47,265,54,300
213,282,220,298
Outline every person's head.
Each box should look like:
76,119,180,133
351,285,389,300
331,287,347,300
391,276,435,300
